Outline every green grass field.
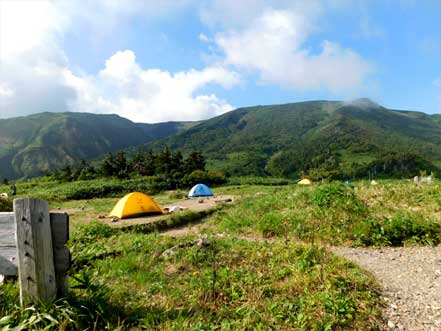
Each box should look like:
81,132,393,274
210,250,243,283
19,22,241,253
2,177,441,329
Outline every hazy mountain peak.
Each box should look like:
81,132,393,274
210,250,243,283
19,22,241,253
344,98,381,110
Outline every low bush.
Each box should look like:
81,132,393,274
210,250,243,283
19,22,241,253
227,176,292,186
182,170,227,187
312,182,366,214
167,190,187,200
354,214,441,246
64,177,167,200
0,272,123,331
0,198,13,212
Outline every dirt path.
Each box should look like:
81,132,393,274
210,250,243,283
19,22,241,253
331,246,441,331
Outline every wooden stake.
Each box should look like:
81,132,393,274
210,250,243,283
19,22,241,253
14,199,57,305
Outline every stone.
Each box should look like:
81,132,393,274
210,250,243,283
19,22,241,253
388,320,396,329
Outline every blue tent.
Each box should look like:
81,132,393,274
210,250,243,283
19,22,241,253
188,184,213,197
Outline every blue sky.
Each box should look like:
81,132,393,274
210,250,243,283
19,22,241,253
0,0,440,122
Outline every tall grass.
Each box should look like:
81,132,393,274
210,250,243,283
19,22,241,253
1,228,383,330
0,177,166,202
206,181,441,246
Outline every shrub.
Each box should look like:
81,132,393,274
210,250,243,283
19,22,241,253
168,190,186,200
182,170,227,187
227,176,292,186
71,222,115,243
354,214,441,246
295,245,325,271
312,182,365,213
64,177,166,200
0,198,13,212
257,212,285,238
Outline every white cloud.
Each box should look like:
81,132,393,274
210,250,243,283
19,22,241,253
199,33,210,42
0,0,239,122
0,0,67,59
0,0,373,122
63,50,240,123
214,8,372,94
0,84,13,98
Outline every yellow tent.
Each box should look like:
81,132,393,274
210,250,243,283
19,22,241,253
109,192,162,219
298,178,313,185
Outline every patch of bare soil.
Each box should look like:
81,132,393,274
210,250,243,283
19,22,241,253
331,246,441,331
108,195,236,228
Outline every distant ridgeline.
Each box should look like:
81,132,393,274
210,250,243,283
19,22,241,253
2,99,441,181
147,99,441,179
0,112,197,180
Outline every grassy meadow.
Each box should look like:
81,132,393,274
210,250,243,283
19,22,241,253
1,177,441,329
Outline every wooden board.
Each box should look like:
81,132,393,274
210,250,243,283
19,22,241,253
0,212,71,278
0,212,17,275
14,199,57,305
50,213,70,296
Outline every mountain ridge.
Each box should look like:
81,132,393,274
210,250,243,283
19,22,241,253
2,99,441,179
0,111,197,179
145,99,441,177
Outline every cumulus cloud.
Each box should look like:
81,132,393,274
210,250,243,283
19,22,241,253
0,0,373,122
0,0,240,122
0,0,67,60
214,8,372,94
199,33,210,42
63,50,240,123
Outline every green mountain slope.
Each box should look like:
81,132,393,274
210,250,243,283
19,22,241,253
0,112,195,179
3,99,441,180
149,99,441,176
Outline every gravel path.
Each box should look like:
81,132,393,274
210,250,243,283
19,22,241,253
331,246,441,331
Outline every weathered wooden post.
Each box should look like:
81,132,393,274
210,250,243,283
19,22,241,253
0,212,17,276
50,212,70,296
0,198,70,305
14,198,57,305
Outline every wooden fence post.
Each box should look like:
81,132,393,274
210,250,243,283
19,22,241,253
50,212,70,297
14,198,57,305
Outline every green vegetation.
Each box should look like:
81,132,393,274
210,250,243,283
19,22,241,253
2,177,441,247
152,99,441,179
207,181,441,246
50,148,226,191
3,99,441,181
354,214,441,246
1,229,383,330
0,112,195,179
4,99,441,329
3,176,441,329
227,176,293,186
0,198,12,212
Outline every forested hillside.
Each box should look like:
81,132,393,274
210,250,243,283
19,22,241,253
3,99,441,180
149,99,441,178
0,112,195,179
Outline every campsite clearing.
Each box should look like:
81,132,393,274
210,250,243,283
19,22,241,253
54,195,236,228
